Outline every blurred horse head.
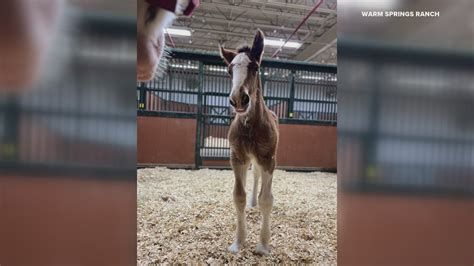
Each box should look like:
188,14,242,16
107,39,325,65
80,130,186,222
137,0,197,81
0,0,62,92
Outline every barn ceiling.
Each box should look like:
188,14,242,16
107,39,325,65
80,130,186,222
169,0,337,65
67,0,337,65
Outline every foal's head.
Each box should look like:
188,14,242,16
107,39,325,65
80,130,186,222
219,30,265,115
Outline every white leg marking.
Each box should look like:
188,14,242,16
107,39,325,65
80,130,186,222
229,162,249,254
256,170,273,255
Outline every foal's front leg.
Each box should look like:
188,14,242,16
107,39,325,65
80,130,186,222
229,161,250,254
256,167,274,255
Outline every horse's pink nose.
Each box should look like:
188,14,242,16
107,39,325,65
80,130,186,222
137,33,164,81
229,91,250,112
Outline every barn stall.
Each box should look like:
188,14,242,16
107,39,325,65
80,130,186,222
137,50,337,170
0,9,136,265
136,48,338,263
338,39,474,264
137,0,338,262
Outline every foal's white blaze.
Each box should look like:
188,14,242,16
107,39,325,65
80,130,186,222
230,53,251,96
229,53,252,115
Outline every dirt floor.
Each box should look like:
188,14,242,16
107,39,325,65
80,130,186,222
137,167,337,265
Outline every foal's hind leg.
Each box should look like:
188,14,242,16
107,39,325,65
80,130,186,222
248,163,260,208
256,167,274,255
229,161,250,254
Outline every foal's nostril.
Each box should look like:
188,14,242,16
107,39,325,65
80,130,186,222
229,98,236,107
242,94,250,106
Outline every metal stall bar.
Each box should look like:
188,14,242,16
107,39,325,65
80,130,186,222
137,49,338,167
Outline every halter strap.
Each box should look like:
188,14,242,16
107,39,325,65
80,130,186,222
146,0,200,16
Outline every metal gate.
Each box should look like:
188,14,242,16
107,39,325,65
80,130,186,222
137,49,337,168
198,63,232,166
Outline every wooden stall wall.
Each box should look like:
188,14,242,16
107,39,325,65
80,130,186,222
0,175,136,265
278,124,336,170
338,192,474,265
137,116,197,167
138,117,337,170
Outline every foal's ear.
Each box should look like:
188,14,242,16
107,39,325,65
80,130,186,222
251,29,265,63
219,46,237,66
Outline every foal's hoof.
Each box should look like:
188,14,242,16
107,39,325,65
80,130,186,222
228,241,242,254
255,243,270,256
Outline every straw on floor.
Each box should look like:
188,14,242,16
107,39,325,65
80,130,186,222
138,167,336,264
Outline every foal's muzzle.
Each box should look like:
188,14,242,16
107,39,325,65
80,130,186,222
137,33,164,81
229,93,250,113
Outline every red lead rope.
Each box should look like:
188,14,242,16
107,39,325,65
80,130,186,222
271,0,323,58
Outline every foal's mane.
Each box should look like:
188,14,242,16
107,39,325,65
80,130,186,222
236,45,260,69
237,46,251,54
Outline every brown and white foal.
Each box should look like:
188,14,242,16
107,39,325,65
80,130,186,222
219,30,279,256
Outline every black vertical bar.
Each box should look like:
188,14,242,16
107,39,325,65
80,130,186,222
2,96,20,161
195,61,204,168
288,70,296,119
168,60,174,112
139,82,147,110
201,95,207,150
363,61,382,186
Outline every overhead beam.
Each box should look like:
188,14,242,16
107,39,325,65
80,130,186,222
168,42,296,57
245,0,337,15
306,39,337,62
198,2,325,24
192,27,252,38
293,26,337,61
189,27,303,43
177,16,313,33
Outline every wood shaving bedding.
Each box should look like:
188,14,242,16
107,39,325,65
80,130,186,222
138,167,336,265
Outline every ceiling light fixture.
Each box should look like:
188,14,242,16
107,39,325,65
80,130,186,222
170,64,198,70
265,38,301,49
165,28,192,37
